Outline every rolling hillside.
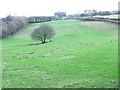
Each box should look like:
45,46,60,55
1,20,118,88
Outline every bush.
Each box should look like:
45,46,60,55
1,15,28,39
31,24,55,44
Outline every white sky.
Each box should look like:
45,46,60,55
0,0,119,18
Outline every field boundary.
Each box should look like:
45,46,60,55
79,17,120,24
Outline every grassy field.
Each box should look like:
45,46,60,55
1,20,118,88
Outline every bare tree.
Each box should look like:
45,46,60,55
31,24,55,44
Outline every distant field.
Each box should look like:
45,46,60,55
94,14,119,19
1,20,118,88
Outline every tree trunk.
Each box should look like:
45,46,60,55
42,38,46,44
41,39,43,44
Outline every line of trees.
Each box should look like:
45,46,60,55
28,16,53,23
80,10,120,17
68,10,120,19
0,15,28,39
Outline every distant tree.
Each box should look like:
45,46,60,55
31,24,55,44
112,10,119,14
7,21,18,34
118,10,120,14
84,10,87,14
92,10,98,16
54,12,66,19
98,11,112,16
1,22,9,38
83,9,98,17
3,15,13,23
80,13,88,17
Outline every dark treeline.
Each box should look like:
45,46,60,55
1,15,28,39
28,16,53,23
68,10,120,18
28,12,67,23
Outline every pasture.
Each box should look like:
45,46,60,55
1,20,118,88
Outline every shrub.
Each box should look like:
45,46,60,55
1,15,28,39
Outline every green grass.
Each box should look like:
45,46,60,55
1,20,118,88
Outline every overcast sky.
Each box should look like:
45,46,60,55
0,0,119,18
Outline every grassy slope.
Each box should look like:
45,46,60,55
2,20,118,88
